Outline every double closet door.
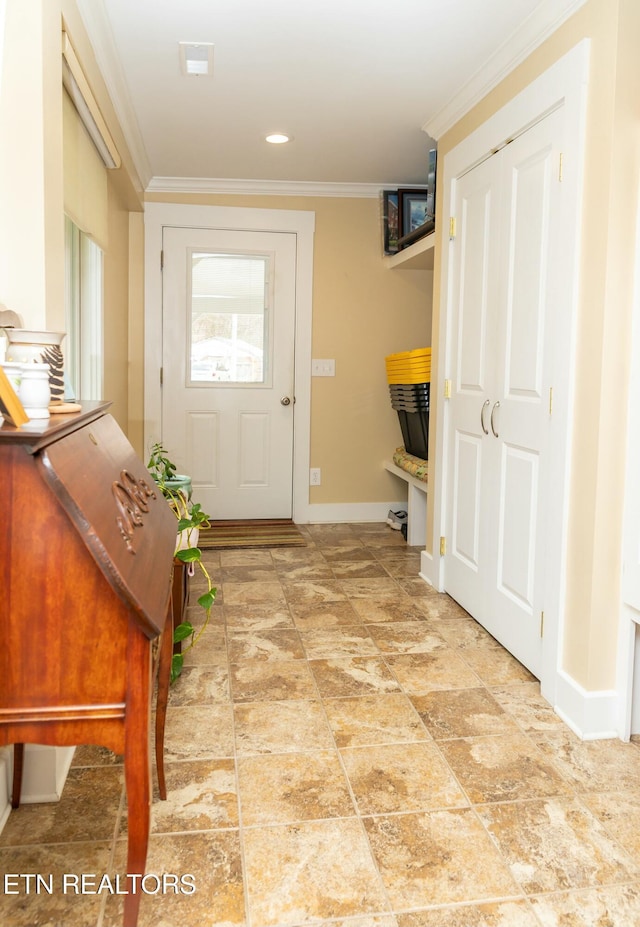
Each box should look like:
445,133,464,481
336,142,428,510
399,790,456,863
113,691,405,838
444,109,563,679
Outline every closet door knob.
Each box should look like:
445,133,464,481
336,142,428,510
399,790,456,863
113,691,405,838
280,396,291,406
480,399,490,435
491,400,501,438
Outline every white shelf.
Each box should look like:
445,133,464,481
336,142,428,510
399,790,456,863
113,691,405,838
383,460,428,547
383,232,435,271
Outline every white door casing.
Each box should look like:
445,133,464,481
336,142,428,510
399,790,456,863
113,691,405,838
430,41,589,708
144,202,315,524
161,226,296,519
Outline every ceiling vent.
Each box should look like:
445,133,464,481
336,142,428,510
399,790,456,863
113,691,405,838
179,42,214,77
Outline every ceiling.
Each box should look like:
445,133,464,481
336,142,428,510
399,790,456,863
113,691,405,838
77,0,583,191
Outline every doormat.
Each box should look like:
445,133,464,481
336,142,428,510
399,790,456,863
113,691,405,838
197,519,307,550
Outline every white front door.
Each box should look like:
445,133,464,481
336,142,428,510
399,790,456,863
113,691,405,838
161,226,297,519
445,109,563,678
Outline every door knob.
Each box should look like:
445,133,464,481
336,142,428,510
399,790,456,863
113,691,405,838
480,398,490,435
491,400,501,437
280,396,291,406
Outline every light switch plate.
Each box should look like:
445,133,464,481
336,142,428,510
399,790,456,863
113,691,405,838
312,359,335,377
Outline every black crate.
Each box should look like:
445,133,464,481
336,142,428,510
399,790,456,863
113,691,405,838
396,409,429,460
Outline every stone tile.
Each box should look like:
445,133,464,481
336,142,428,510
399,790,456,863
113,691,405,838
219,549,273,566
230,659,318,702
411,688,519,740
529,884,640,927
330,561,390,579
533,731,640,792
0,767,123,846
396,901,539,927
458,647,536,685
310,657,401,697
181,626,227,667
234,699,335,755
163,703,235,760
282,580,347,606
341,741,467,814
339,577,403,599
477,798,640,893
320,545,374,562
243,818,389,926
271,562,335,581
221,564,280,583
223,581,287,608
395,577,436,597
227,629,305,662
299,627,380,659
384,650,482,695
490,682,566,732
167,664,229,705
419,596,471,620
237,751,355,825
270,548,329,565
105,830,246,927
323,693,429,748
582,791,640,858
149,759,238,833
0,842,113,927
364,809,519,909
380,559,424,578
434,618,502,650
224,604,295,630
438,733,572,804
70,744,123,767
351,598,432,623
366,621,448,654
289,600,363,631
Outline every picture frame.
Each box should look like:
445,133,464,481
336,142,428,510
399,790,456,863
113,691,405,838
381,190,399,254
0,364,28,426
398,188,429,237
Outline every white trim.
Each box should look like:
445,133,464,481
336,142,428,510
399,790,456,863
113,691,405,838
432,41,590,725
305,502,405,524
146,177,408,199
423,0,588,140
144,201,315,523
75,0,151,189
554,670,619,740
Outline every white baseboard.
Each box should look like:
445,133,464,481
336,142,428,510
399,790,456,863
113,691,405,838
420,549,442,589
554,669,620,740
0,748,10,833
303,501,405,524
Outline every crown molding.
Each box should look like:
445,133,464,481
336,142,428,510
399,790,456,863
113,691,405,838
423,0,588,140
75,0,152,189
145,177,412,198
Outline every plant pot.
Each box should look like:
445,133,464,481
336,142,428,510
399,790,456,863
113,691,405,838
162,474,192,500
175,526,199,553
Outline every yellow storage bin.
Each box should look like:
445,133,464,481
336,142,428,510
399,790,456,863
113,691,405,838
385,347,432,384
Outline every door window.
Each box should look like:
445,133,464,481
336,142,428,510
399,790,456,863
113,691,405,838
188,251,270,386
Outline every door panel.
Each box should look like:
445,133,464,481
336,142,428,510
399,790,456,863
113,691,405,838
444,109,562,678
162,226,296,519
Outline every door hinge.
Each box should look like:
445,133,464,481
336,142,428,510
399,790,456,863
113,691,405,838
558,153,564,183
160,367,163,386
440,536,446,556
444,379,452,399
160,249,164,271
540,610,545,638
449,217,456,240
549,387,553,415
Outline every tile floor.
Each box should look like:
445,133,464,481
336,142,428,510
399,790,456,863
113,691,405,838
2,521,640,927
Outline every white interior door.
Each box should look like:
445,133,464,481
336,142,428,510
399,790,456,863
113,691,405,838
161,226,297,520
445,110,563,678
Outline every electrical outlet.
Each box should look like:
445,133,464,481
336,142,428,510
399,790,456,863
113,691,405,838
309,468,321,486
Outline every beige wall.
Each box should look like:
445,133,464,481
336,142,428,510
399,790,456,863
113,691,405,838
430,0,640,691
145,192,432,505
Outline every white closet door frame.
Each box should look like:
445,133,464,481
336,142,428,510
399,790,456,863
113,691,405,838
427,40,589,705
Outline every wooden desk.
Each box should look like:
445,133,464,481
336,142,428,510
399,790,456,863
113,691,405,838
0,402,176,927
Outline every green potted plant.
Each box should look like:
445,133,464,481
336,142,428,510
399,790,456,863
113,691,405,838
147,442,216,682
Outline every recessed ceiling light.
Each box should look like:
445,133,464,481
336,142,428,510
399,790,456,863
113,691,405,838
179,42,214,77
265,133,292,144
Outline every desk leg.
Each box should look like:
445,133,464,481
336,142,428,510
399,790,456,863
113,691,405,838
155,602,173,801
11,743,24,808
123,634,152,927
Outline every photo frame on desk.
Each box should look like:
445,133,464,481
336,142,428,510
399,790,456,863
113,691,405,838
0,365,28,426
